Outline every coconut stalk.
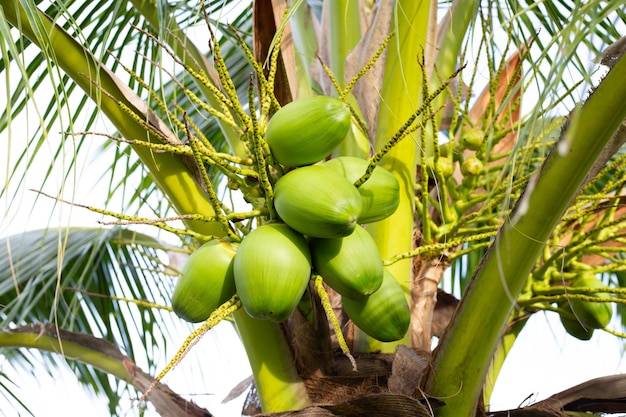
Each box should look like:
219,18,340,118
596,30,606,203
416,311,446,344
409,0,481,352
320,0,361,92
287,0,318,100
233,311,311,411
319,0,369,159
434,0,479,86
356,0,431,353
426,53,626,417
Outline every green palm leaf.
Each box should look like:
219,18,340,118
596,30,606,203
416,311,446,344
0,371,34,417
0,226,181,414
501,0,625,123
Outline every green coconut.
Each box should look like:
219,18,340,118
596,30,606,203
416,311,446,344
323,156,400,224
265,96,351,167
234,223,312,322
342,269,410,342
559,313,595,340
171,239,238,323
567,275,613,329
310,224,383,298
273,165,362,238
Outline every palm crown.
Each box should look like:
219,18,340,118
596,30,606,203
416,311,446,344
1,1,626,416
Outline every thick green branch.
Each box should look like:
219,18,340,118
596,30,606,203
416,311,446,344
233,310,312,411
0,324,212,417
427,54,626,416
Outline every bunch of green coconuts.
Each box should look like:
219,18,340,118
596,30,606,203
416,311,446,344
171,96,410,342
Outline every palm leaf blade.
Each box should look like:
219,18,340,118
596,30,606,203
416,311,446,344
0,226,180,414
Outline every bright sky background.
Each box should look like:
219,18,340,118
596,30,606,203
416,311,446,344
1,2,626,417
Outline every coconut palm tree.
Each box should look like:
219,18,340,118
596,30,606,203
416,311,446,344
1,1,626,416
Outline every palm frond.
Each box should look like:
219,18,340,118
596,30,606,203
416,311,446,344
95,5,255,213
0,226,183,414
501,0,625,113
0,371,34,417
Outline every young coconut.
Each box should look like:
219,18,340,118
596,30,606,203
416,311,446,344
460,127,484,151
559,312,595,340
265,96,351,167
322,156,400,224
273,165,362,238
234,223,312,322
171,239,238,323
566,274,613,329
309,224,383,298
342,269,410,342
461,155,484,177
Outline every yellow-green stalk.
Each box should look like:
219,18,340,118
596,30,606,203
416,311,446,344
358,0,431,353
233,310,311,411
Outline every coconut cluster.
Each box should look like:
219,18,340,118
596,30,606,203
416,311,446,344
171,96,410,342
